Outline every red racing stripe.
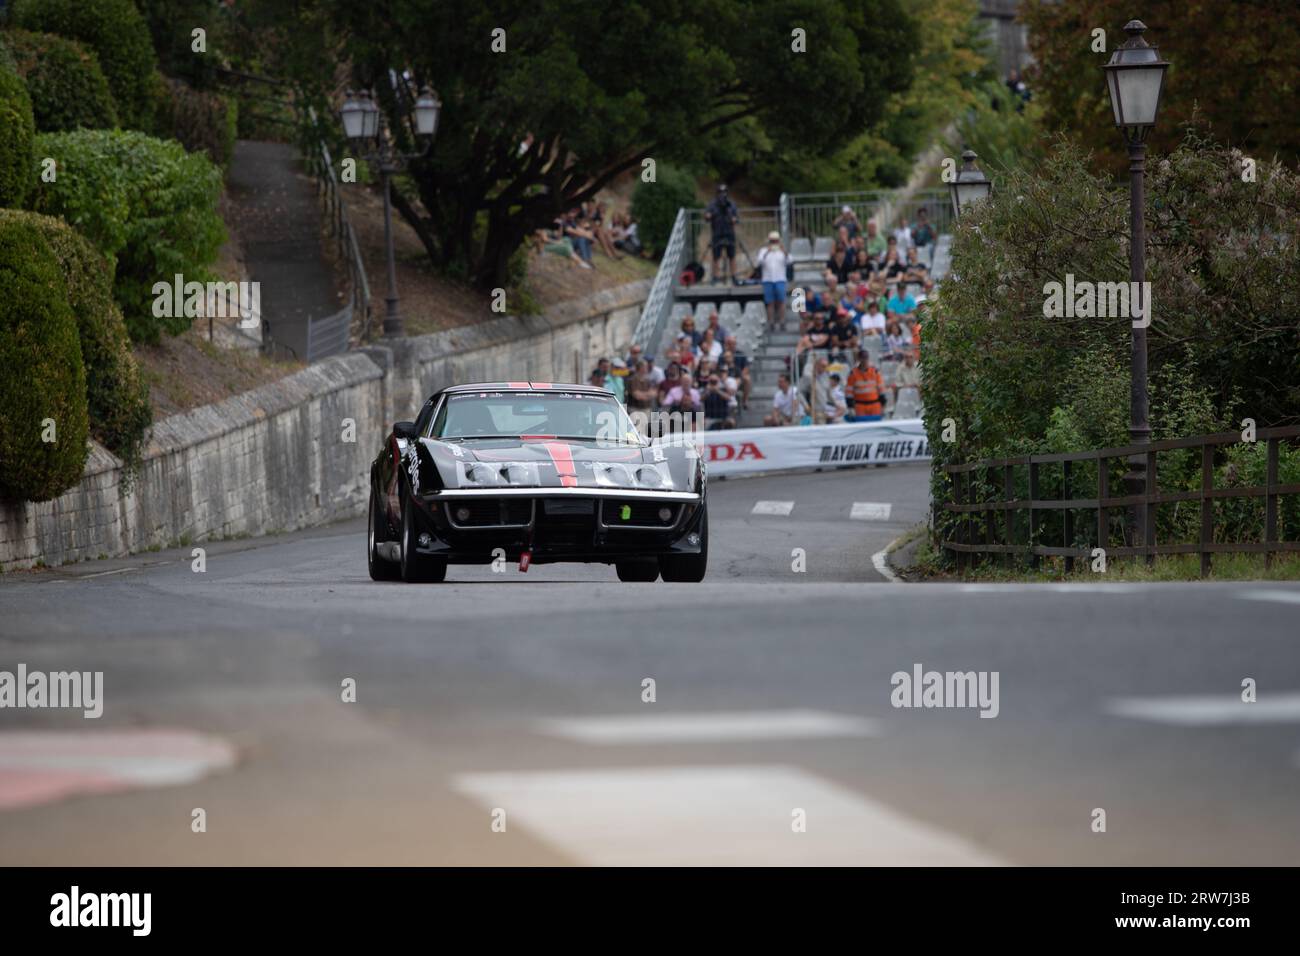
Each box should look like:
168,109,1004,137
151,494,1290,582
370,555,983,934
543,441,578,487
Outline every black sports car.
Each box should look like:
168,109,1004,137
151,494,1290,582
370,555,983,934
367,382,708,582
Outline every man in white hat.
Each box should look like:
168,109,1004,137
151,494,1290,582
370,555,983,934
755,230,792,328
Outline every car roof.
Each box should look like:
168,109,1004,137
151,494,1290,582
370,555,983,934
438,382,611,396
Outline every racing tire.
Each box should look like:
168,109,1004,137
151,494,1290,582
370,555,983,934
659,506,708,583
616,559,660,582
400,498,447,583
368,484,400,581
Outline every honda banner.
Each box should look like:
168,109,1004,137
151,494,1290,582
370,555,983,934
655,419,931,477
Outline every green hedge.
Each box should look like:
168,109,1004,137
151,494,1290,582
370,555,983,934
1,28,118,131
0,59,36,207
0,209,150,467
32,128,226,342
157,76,237,168
0,215,89,501
12,0,159,130
630,164,697,257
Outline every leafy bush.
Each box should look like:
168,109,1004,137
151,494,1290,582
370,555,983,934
926,131,1300,558
0,209,150,467
12,0,160,130
156,76,237,167
1,28,118,131
0,58,36,207
32,128,225,342
135,0,223,89
631,164,697,257
0,215,89,501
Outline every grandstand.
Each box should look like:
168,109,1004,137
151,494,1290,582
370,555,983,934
632,188,949,427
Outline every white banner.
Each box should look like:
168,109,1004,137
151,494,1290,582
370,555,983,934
655,419,931,477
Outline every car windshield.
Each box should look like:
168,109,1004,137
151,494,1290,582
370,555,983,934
432,392,644,444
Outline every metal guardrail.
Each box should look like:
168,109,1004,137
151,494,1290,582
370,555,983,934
632,207,687,355
783,189,953,247
941,426,1300,576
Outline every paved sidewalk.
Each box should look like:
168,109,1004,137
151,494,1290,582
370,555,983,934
226,140,338,360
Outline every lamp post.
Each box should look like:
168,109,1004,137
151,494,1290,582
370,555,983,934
1103,19,1169,547
948,149,992,221
341,85,441,337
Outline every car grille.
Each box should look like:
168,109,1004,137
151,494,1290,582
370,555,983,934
447,498,533,528
535,500,596,548
600,499,681,528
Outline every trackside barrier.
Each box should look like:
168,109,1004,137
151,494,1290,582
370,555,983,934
652,419,929,478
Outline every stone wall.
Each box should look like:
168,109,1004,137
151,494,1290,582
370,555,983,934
0,280,649,571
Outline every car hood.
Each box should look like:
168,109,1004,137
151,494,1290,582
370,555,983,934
417,437,698,493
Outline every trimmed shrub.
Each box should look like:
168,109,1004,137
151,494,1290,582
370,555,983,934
0,215,89,501
0,58,36,207
12,0,159,130
32,128,226,342
630,164,697,257
1,28,119,131
136,0,222,90
157,76,237,168
0,209,151,467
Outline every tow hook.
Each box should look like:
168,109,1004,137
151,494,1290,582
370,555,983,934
519,550,532,572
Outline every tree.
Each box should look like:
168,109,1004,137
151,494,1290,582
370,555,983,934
1021,0,1300,177
298,0,918,288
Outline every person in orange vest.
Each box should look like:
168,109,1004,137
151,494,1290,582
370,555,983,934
845,350,886,421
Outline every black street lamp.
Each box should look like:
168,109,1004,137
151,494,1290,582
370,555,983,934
1103,19,1169,547
948,149,992,220
341,85,442,337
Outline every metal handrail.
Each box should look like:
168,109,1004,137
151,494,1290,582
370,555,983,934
632,207,688,354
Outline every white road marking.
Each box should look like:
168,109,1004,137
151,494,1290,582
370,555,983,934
1237,589,1300,606
453,765,1004,866
1104,692,1300,726
851,501,892,521
751,500,794,516
871,536,903,583
536,710,879,745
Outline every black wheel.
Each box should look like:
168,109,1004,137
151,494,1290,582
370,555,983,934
659,506,708,582
368,484,400,581
616,559,660,582
400,498,447,583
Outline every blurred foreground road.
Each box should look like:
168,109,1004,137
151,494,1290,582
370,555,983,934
2,461,1298,865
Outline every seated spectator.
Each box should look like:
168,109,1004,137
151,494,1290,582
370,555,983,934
882,318,909,361
915,277,936,305
850,234,871,274
645,354,665,388
864,218,887,261
701,374,735,429
705,311,730,345
675,333,696,369
679,315,702,348
698,327,723,363
833,205,861,239
822,273,841,307
625,359,656,413
825,243,855,285
858,299,887,337
534,217,590,269
880,249,908,282
722,336,752,408
693,357,715,389
887,283,917,319
903,247,928,283
625,342,644,370
664,374,701,418
765,373,804,427
658,362,683,404
584,201,624,260
564,210,596,266
893,349,922,403
607,357,628,401
589,367,608,390
797,312,832,356
824,373,848,424
826,308,859,360
802,286,832,321
893,217,913,254
846,351,886,421
612,213,643,256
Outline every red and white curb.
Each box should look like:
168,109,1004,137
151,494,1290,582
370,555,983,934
0,730,236,811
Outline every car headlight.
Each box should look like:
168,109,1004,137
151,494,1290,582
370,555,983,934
635,465,671,489
461,462,502,486
595,463,635,487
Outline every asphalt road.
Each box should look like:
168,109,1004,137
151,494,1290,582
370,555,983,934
2,460,1299,865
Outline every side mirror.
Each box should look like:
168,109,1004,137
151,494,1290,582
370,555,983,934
393,421,418,440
